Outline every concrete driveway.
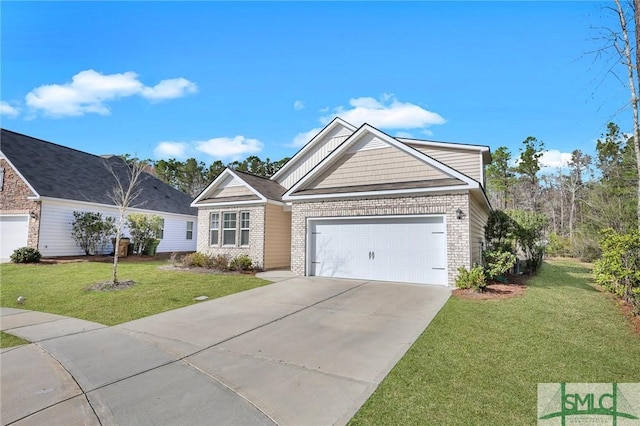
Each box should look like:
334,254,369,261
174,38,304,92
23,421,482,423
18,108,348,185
1,275,450,426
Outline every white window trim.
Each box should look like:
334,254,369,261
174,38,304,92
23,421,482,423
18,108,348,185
186,221,194,240
240,211,250,246
209,212,220,246
222,212,237,246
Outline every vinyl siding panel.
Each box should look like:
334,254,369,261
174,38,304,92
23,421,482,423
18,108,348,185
264,204,291,269
409,144,482,182
276,127,353,189
38,199,197,257
212,185,254,198
469,193,490,265
308,147,449,190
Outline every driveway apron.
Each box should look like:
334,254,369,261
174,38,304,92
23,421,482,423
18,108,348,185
1,276,450,426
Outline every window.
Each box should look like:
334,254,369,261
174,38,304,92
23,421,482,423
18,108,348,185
223,212,236,245
240,212,250,246
156,218,165,239
209,213,219,246
186,221,194,240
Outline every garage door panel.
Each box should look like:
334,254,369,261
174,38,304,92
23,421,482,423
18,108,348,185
309,216,447,286
0,215,29,260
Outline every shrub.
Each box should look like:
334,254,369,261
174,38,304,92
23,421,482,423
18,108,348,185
594,229,640,313
181,252,214,268
229,254,253,271
456,264,486,292
483,249,516,280
126,213,163,255
211,254,230,270
10,247,42,264
70,211,115,255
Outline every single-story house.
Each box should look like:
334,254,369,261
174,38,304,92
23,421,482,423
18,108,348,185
0,129,197,259
192,118,492,286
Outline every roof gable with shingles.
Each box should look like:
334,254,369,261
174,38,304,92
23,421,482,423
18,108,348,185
191,168,286,207
0,129,196,216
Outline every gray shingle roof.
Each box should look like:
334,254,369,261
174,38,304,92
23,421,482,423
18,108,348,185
1,129,196,216
232,169,286,202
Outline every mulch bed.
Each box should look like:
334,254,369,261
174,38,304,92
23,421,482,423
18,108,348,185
452,273,530,300
85,280,136,291
40,254,167,264
158,265,257,275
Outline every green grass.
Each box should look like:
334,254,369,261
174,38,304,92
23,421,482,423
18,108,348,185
349,259,640,425
0,331,29,348
0,260,270,326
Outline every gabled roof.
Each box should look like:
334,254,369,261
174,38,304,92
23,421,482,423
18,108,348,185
191,168,286,207
0,129,196,216
398,137,492,163
283,123,479,201
270,117,357,184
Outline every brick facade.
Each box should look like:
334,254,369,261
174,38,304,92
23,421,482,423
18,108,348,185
0,159,41,249
290,192,471,286
196,204,266,269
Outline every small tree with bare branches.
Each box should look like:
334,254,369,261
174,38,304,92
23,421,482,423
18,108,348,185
610,0,640,231
105,156,147,285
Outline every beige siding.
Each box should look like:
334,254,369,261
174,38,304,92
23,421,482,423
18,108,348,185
469,193,490,265
264,204,291,270
409,144,482,182
211,185,254,198
275,125,353,189
307,147,449,190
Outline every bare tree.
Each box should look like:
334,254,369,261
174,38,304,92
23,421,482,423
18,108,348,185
613,0,640,231
105,157,146,284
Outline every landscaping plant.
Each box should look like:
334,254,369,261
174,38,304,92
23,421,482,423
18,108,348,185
594,228,640,313
70,211,116,255
126,213,163,255
10,247,42,264
455,264,486,292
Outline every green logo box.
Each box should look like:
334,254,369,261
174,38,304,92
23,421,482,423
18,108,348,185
538,383,640,425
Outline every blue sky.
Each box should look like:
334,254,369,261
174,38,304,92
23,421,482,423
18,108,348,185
0,1,632,170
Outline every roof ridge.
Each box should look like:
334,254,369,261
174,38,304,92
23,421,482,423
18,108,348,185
1,128,108,159
231,168,277,182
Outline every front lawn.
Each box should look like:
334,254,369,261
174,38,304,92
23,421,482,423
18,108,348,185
350,259,640,425
0,260,270,326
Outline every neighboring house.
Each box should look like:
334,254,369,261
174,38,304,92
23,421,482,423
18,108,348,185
0,129,197,259
193,118,492,286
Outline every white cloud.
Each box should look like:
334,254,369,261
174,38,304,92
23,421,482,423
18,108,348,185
321,95,446,129
154,142,189,159
540,150,573,169
141,78,198,101
395,131,414,139
290,94,446,147
292,127,322,147
293,100,305,111
25,69,198,117
0,101,20,118
195,136,263,160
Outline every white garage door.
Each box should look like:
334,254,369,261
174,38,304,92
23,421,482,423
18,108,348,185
309,216,447,285
0,215,29,261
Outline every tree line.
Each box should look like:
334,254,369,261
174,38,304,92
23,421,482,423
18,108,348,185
144,156,290,197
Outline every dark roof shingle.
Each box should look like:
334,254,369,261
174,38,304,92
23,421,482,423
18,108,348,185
232,169,286,202
1,129,196,216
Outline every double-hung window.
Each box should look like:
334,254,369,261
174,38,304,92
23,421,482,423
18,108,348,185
223,212,237,245
209,213,219,246
156,218,165,239
186,221,194,240
240,212,250,246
